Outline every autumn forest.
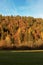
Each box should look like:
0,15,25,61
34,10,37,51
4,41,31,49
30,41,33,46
0,15,43,50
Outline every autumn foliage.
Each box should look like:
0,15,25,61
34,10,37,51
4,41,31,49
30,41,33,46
0,15,43,49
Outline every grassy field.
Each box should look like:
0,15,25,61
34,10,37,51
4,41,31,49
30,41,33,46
0,50,43,65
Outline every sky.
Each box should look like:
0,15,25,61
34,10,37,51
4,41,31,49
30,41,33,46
0,0,43,18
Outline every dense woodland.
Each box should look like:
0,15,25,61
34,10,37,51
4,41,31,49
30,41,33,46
0,15,43,50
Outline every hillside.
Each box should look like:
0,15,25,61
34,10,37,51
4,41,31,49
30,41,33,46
0,15,43,49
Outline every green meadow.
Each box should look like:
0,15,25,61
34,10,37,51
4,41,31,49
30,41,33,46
0,51,43,65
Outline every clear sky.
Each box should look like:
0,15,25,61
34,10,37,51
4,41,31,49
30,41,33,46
0,0,43,18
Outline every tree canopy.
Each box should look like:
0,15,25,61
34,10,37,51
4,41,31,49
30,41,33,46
0,15,43,49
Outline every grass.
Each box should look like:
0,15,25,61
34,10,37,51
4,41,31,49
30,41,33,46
0,50,43,65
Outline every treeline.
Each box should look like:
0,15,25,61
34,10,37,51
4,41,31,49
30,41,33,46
0,15,43,50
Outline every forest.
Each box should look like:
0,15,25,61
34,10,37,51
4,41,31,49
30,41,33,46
0,15,43,50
